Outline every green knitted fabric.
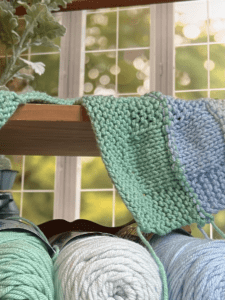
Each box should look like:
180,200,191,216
82,92,207,236
0,90,81,129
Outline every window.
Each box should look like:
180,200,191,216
3,2,224,240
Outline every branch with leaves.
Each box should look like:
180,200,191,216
0,0,73,91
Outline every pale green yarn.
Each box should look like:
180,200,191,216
0,216,60,300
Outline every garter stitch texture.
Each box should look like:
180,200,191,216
82,91,221,235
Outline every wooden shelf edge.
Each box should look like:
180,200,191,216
10,104,90,122
0,104,100,156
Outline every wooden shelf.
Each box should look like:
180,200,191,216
15,0,190,15
0,104,100,156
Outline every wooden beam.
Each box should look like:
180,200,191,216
15,0,190,16
0,104,100,156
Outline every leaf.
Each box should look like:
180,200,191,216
16,0,30,10
0,0,15,13
0,85,9,91
24,3,66,41
30,36,60,51
19,58,46,75
24,4,48,36
0,0,20,46
13,72,35,81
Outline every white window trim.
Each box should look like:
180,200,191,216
54,5,174,222
151,3,174,95
53,10,86,221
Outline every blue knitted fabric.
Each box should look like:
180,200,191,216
165,95,225,215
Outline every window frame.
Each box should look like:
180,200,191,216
53,10,86,221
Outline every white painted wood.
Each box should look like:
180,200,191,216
54,11,86,221
154,3,174,95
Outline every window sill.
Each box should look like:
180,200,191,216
0,104,100,156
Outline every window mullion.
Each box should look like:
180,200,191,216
153,3,174,95
54,10,86,221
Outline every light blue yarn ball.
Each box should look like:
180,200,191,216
53,235,163,300
150,231,225,300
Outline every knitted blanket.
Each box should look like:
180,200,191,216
1,90,225,237
82,91,225,236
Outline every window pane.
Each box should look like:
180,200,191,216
210,44,225,89
6,155,22,190
119,7,150,49
175,45,207,91
190,223,210,239
213,211,225,239
175,91,208,100
81,157,113,189
118,49,150,94
209,0,225,43
115,192,133,227
84,52,116,95
175,1,207,46
24,156,56,190
85,12,117,51
12,192,21,213
22,193,54,225
80,192,113,226
210,90,225,99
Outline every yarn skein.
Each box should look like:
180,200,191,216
0,216,59,300
150,231,225,300
53,235,162,300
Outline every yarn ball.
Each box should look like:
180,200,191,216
150,231,225,299
53,235,162,300
0,230,55,300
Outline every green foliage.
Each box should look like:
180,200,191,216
0,155,11,170
24,3,66,49
0,1,20,47
0,0,73,89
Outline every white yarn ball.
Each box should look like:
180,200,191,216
53,235,162,300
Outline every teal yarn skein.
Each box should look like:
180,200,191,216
0,216,59,300
150,231,225,299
